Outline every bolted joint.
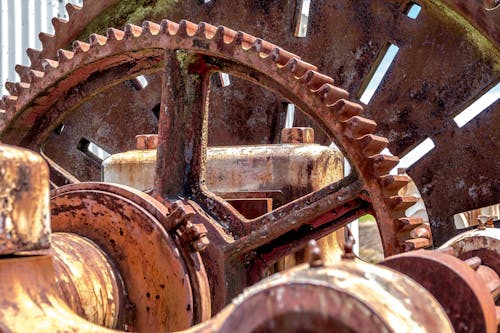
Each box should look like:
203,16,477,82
177,221,209,252
167,200,195,230
167,200,209,252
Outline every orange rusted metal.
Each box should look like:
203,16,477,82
0,143,50,254
383,250,498,333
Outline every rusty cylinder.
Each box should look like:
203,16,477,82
48,232,124,328
193,260,454,333
0,143,50,254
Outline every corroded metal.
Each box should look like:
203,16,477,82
2,0,496,248
0,18,430,257
0,143,50,254
50,182,210,331
0,255,115,333
383,249,499,333
441,227,500,285
37,232,124,328
104,136,344,206
189,260,453,333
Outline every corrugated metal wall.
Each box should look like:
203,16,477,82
0,0,83,95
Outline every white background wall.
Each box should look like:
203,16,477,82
0,0,83,95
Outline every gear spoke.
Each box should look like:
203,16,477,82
154,50,211,198
226,176,366,255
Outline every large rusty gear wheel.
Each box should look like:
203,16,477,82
2,0,497,248
0,17,430,261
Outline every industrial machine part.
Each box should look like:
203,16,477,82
0,143,50,254
187,242,454,333
102,130,343,208
382,245,500,332
0,149,454,332
0,18,431,268
1,0,497,248
0,1,498,331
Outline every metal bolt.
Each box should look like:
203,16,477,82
307,239,323,268
477,215,489,230
342,236,356,260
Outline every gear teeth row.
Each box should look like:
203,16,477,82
0,18,430,255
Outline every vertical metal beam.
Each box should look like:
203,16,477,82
155,50,210,198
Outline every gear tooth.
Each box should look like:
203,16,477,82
142,21,161,35
65,3,81,18
106,28,125,41
381,174,412,195
2,95,17,110
369,154,399,176
316,83,349,104
251,38,274,55
356,134,388,157
395,217,425,231
5,82,17,95
14,82,30,93
57,49,74,62
281,58,317,77
404,238,431,251
15,65,32,82
328,99,363,121
235,31,257,49
72,40,90,53
28,70,44,83
39,32,56,51
270,47,296,66
198,22,217,39
387,195,418,213
42,59,59,70
177,20,198,37
160,19,178,35
124,23,143,38
409,225,431,240
52,17,68,34
89,33,107,46
219,25,237,44
26,48,42,67
299,70,332,91
343,115,377,139
212,26,226,48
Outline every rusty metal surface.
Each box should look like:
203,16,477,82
34,232,124,328
441,227,500,279
0,143,50,254
104,139,344,207
187,260,453,333
0,18,433,257
383,250,498,333
1,0,494,249
50,183,201,332
13,0,496,248
0,255,116,333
